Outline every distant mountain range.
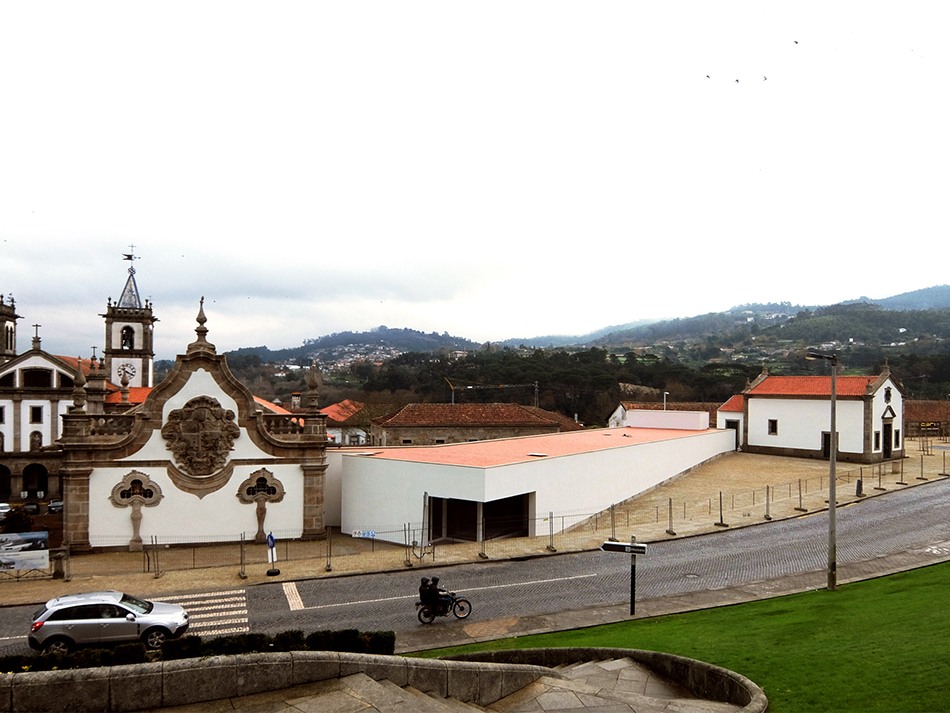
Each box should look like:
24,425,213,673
222,285,950,363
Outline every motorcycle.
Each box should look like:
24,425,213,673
416,592,472,624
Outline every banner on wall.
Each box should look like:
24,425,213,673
0,532,50,571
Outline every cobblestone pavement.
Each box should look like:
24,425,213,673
2,444,948,610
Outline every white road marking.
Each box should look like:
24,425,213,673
283,582,304,611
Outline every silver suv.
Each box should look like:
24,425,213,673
29,590,189,654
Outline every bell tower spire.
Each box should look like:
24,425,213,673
101,247,158,387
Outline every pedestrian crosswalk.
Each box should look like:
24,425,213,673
160,589,249,637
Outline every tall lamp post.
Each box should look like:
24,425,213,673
806,349,838,591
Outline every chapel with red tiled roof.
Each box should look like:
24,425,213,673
726,366,906,464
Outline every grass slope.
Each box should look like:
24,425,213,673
416,562,950,712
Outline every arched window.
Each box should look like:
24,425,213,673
121,326,135,349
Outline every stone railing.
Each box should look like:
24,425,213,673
0,647,769,713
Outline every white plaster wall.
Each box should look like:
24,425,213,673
341,429,735,544
716,412,744,446
0,399,12,451
88,369,306,546
324,448,344,527
625,410,709,430
19,400,52,451
88,463,305,547
747,398,865,455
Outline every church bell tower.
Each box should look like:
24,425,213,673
102,250,158,388
0,294,20,364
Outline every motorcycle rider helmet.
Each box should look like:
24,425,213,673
431,576,440,585
421,577,429,585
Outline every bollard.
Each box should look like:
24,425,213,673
856,478,864,497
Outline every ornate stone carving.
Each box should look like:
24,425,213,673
237,469,285,543
110,471,163,552
162,395,240,476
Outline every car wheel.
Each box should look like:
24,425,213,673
42,637,72,656
142,628,169,650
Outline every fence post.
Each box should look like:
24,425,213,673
151,535,162,579
547,511,557,552
795,479,807,512
764,484,772,520
239,532,247,579
875,462,887,491
715,491,729,528
896,458,907,485
609,504,618,542
666,498,676,536
917,454,929,481
325,527,333,572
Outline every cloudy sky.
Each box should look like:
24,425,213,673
2,2,947,360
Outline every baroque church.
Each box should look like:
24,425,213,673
1,258,328,551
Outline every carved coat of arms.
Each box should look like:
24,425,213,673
161,396,240,476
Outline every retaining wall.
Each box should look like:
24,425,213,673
0,647,768,712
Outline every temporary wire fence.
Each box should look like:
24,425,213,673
57,444,950,581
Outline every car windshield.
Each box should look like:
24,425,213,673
119,593,153,615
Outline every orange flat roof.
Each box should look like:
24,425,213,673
344,426,718,468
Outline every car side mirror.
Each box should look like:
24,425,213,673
126,613,136,622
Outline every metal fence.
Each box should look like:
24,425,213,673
43,442,950,581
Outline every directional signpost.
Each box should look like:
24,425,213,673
601,537,647,615
266,532,280,576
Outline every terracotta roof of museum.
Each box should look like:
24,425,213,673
345,426,715,468
371,402,570,428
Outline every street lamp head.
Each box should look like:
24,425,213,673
805,349,838,365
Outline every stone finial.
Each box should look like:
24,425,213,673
186,296,216,354
306,359,322,408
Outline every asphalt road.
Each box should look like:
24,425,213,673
3,478,949,654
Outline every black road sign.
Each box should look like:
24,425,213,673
600,541,647,555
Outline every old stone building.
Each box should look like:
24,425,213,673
368,402,584,446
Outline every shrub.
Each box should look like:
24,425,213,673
362,631,396,655
162,635,204,661
304,630,334,651
113,642,147,666
272,630,306,652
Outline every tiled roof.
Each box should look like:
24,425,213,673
321,399,365,423
104,387,151,405
746,375,878,397
905,400,950,421
719,394,744,412
372,403,566,428
346,426,715,468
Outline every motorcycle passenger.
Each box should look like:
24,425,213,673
419,577,432,605
430,576,452,615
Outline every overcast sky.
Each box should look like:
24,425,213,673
2,2,947,361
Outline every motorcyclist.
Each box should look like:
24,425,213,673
430,576,452,615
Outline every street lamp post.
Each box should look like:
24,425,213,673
663,391,669,410
806,349,838,591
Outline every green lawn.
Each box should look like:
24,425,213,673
415,562,950,712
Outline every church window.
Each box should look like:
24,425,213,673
30,406,43,423
0,405,4,423
768,419,779,435
874,431,881,450
0,373,11,387
23,369,52,388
